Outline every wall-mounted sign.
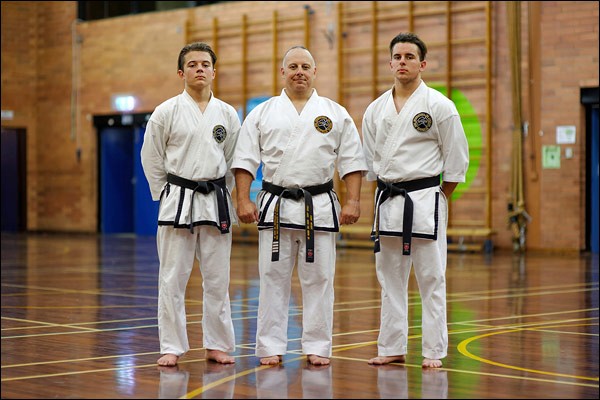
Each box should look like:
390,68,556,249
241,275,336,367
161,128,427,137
1,110,14,120
542,145,561,169
556,125,576,144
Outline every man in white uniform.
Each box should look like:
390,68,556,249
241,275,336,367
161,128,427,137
363,33,469,368
232,46,367,366
141,42,240,366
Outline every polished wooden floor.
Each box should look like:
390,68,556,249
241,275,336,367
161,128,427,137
1,232,598,399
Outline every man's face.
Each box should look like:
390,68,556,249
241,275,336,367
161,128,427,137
281,48,316,94
389,42,426,83
179,50,215,89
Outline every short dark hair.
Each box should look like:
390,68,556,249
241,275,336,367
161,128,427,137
178,42,217,71
389,32,427,61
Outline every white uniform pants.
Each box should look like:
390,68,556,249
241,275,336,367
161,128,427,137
255,228,336,358
156,225,235,356
374,194,448,360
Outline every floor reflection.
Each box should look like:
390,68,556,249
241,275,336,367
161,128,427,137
158,365,189,399
256,365,288,399
372,364,448,399
302,363,332,398
201,362,236,399
421,369,448,399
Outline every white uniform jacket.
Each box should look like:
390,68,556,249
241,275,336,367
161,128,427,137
232,89,368,232
141,90,240,231
362,81,469,239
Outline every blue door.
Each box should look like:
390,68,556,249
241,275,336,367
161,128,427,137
100,127,134,233
134,125,159,236
99,124,159,236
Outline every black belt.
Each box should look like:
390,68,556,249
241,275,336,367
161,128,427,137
372,175,440,255
167,173,230,234
262,180,334,263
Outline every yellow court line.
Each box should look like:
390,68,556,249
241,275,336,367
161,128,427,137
184,342,600,398
330,355,598,389
457,325,599,382
1,363,159,382
181,365,266,399
5,316,595,368
0,306,255,332
182,354,307,399
0,316,99,332
1,354,255,381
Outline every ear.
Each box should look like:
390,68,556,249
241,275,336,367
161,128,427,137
420,60,427,72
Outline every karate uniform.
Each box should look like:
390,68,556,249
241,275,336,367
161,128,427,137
232,89,367,358
141,89,240,357
362,81,469,360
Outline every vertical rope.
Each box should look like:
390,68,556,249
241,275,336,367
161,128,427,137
507,1,531,251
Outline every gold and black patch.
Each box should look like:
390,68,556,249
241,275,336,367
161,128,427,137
314,115,333,134
213,125,227,143
412,112,432,132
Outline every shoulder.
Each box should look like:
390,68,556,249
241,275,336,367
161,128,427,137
245,97,275,119
315,95,350,114
212,97,239,115
155,94,180,110
366,88,392,113
426,86,450,101
149,95,179,123
423,83,451,104
425,86,458,114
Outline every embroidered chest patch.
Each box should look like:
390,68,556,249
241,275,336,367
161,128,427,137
213,125,227,143
314,116,333,134
412,112,432,132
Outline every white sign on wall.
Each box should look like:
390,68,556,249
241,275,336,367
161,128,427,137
1,110,14,120
556,125,576,144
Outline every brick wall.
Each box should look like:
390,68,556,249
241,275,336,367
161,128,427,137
1,1,598,251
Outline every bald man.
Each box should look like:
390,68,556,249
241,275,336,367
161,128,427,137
232,46,367,366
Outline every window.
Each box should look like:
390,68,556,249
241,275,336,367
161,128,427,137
77,1,224,21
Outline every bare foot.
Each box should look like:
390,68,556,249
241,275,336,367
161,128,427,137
307,354,330,365
367,355,406,365
306,362,330,371
157,353,179,366
422,358,443,368
157,364,179,373
259,355,282,365
368,363,406,371
205,361,235,374
206,349,235,364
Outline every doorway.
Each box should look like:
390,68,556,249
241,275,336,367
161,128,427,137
1,127,27,232
582,87,599,254
95,113,158,236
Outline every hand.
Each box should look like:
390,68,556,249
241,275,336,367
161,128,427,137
340,199,360,225
236,199,259,224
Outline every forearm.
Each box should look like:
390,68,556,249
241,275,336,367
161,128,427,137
234,168,254,203
441,181,458,198
340,171,363,225
342,171,363,203
234,168,259,223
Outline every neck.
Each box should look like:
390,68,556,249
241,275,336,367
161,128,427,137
186,86,212,103
285,87,313,102
284,88,313,114
394,78,421,99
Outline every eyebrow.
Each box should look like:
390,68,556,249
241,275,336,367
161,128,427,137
393,51,417,57
187,59,211,65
